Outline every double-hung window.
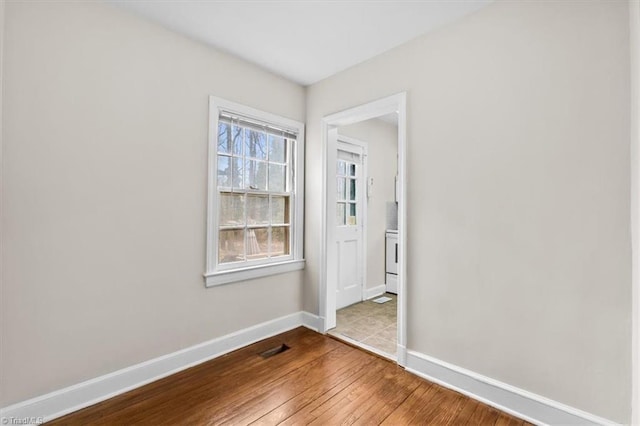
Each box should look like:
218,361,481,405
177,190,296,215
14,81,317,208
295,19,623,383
205,97,305,286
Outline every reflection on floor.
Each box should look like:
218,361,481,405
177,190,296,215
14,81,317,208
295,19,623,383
330,293,397,357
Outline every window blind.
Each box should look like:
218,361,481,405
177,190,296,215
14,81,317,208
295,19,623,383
219,112,298,140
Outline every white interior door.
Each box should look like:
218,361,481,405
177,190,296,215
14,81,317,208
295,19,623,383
335,140,365,309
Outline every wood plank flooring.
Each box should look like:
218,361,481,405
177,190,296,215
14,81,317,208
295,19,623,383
49,327,528,425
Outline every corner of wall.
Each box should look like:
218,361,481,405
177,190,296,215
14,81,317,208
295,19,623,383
0,311,319,423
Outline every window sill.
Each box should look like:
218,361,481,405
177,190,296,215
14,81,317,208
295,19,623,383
204,259,305,287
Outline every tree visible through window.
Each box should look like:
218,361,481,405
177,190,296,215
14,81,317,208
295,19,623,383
216,116,293,264
206,97,304,286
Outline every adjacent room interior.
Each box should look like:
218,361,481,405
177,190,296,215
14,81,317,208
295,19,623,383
329,114,400,358
1,0,638,425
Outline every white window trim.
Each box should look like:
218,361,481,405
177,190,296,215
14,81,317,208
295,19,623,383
204,97,305,287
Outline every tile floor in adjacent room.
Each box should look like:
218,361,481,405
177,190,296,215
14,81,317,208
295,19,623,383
330,293,397,356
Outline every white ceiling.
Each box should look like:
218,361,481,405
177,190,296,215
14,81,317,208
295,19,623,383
109,0,491,86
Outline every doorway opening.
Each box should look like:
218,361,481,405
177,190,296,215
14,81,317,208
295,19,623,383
319,93,407,365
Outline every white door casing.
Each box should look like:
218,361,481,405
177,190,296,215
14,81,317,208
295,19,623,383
320,92,407,366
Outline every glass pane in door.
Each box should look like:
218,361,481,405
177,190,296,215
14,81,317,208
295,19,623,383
336,202,346,225
349,178,356,201
337,177,346,200
347,202,357,225
337,156,358,227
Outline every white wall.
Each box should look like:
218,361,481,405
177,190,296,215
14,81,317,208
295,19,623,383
631,0,640,423
339,119,397,292
305,0,630,422
1,1,305,406
1,4,5,343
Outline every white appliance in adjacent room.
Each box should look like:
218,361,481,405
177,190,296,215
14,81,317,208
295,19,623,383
385,229,398,294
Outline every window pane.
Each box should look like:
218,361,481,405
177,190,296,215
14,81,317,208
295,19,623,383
268,135,286,163
336,202,345,226
349,163,356,176
349,178,356,201
247,228,269,260
348,203,357,225
244,129,267,160
245,160,267,190
232,157,244,189
269,164,286,192
247,195,269,225
271,226,290,257
217,155,231,187
337,160,346,176
337,177,346,200
218,122,231,154
271,196,289,224
232,125,243,155
219,229,245,263
220,193,244,226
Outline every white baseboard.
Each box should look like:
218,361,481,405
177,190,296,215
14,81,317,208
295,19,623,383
0,311,320,424
300,311,321,331
405,350,616,426
3,312,612,426
364,284,386,300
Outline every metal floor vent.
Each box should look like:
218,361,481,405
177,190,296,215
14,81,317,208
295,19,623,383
259,343,290,359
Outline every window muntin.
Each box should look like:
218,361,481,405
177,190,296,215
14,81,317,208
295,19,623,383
336,159,358,226
216,117,294,266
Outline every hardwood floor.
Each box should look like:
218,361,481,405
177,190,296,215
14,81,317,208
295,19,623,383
49,327,527,425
